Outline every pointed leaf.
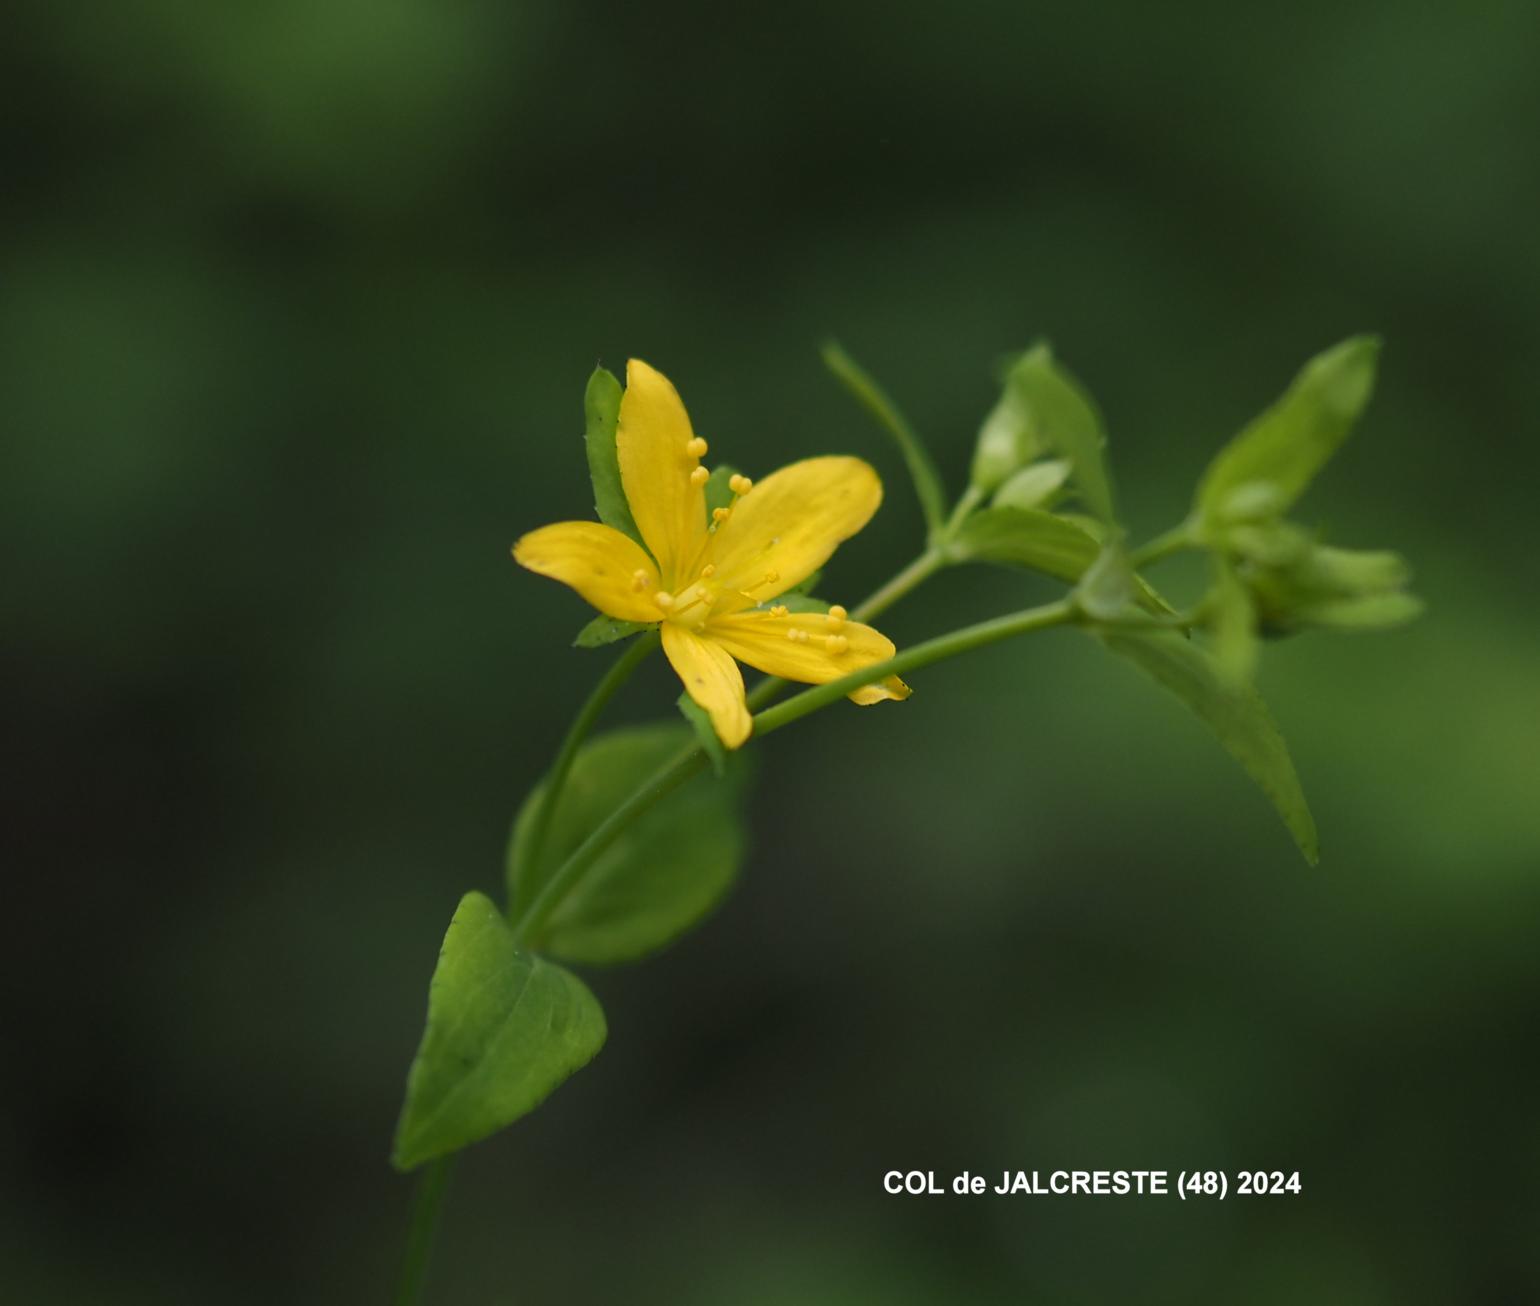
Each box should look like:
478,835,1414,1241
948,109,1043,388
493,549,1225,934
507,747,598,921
1096,630,1319,863
950,508,1171,614
1006,345,1117,524
392,892,607,1170
583,366,643,544
507,725,747,964
1195,336,1379,527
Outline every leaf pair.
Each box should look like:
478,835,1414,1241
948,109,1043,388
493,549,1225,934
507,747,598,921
394,725,748,1169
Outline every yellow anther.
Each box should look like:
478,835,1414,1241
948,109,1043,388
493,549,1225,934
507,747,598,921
769,604,789,617
686,436,708,457
712,507,732,524
826,634,849,654
701,563,716,578
762,570,779,585
653,590,675,611
631,569,650,592
827,604,848,623
729,473,753,496
690,465,710,487
786,627,800,642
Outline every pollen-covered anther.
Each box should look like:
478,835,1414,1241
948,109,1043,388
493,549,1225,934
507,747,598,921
786,627,811,644
729,474,753,496
769,604,789,617
686,437,708,457
701,563,716,578
631,569,650,592
653,590,676,611
761,570,779,586
690,465,710,487
712,506,732,524
826,604,848,631
825,634,849,654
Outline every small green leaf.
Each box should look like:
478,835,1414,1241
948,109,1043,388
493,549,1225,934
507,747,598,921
677,693,728,777
506,725,746,964
573,614,653,648
822,341,948,537
1290,592,1425,629
950,508,1170,614
993,458,1073,511
1006,345,1117,524
392,892,607,1171
583,366,643,544
1096,630,1319,864
1194,336,1379,528
970,365,1046,494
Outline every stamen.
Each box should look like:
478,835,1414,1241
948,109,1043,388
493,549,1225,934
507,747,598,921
761,570,779,586
701,563,716,578
769,604,789,617
653,590,675,611
686,436,708,457
631,569,650,592
729,473,753,496
826,634,849,654
826,604,848,629
690,465,710,487
712,507,732,524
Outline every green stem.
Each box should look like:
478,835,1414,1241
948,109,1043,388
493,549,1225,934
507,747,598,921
942,484,985,538
753,599,1076,737
393,1156,454,1306
1127,523,1192,569
512,744,706,946
510,630,660,918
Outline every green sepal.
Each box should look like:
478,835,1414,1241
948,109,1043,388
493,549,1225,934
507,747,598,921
1095,630,1319,864
573,614,654,648
583,366,643,544
1194,336,1379,530
392,892,607,1171
506,725,748,964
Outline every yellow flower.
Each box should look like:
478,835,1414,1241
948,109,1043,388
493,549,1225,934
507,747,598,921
514,359,910,748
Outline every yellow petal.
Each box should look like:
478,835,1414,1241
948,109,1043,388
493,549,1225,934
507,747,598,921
706,609,911,705
705,456,881,613
616,359,709,588
513,521,661,623
661,623,752,749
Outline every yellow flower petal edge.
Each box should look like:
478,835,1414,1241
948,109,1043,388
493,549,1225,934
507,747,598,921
661,623,751,749
616,359,709,587
512,521,662,624
707,610,911,705
513,359,909,747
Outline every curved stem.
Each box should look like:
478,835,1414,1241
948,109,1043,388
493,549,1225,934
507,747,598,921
510,630,660,918
393,1156,454,1306
1127,523,1192,570
753,599,1076,738
515,598,1077,948
512,744,706,946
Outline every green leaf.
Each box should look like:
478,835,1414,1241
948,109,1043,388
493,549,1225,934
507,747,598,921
1194,336,1380,528
506,725,746,964
1005,345,1117,525
573,614,653,648
677,693,728,777
950,508,1171,614
583,366,643,545
993,458,1072,511
1289,592,1425,630
821,341,948,537
392,892,607,1171
1096,631,1319,864
970,366,1046,494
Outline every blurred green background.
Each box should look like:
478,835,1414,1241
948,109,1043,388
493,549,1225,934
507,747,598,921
5,1,1538,1301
